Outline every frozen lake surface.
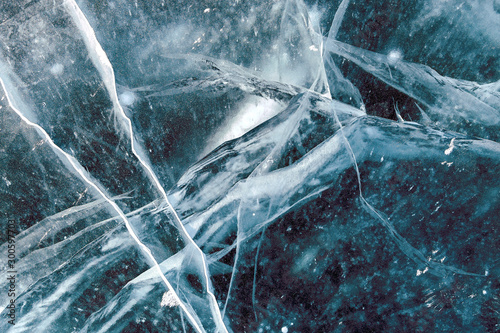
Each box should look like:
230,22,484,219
0,0,499,332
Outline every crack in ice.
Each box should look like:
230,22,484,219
330,102,485,278
0,78,191,327
1,1,229,331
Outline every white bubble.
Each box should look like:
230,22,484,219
50,63,64,75
309,45,318,52
119,91,136,106
281,327,288,333
387,50,402,65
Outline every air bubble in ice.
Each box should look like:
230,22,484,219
387,50,402,65
50,63,64,75
119,91,136,106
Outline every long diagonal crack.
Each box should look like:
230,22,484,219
0,77,205,332
0,1,229,331
63,1,228,331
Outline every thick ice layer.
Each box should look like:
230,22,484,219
112,53,303,185
175,110,499,331
0,1,226,331
0,0,498,332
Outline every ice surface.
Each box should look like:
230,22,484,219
325,39,500,141
0,0,498,332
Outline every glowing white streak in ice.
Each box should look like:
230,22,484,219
63,1,226,331
328,0,350,40
444,138,455,155
0,77,206,331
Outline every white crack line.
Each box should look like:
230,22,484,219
0,2,225,332
0,77,205,332
63,1,226,331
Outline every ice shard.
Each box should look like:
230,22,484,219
0,0,498,332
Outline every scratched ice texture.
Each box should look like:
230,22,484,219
0,0,499,332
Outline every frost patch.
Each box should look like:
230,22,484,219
161,290,180,307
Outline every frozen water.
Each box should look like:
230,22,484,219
0,0,498,332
